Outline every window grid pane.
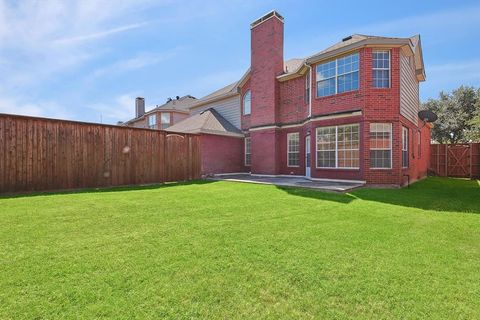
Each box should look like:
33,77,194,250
316,124,359,169
316,53,359,97
370,123,391,168
316,127,336,168
402,127,409,168
287,133,300,166
243,90,251,115
148,115,157,129
372,50,390,88
245,137,251,166
160,113,170,129
337,124,359,168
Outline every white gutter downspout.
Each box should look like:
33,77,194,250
307,63,312,118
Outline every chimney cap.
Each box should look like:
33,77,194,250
251,10,284,29
136,97,145,100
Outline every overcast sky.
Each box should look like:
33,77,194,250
0,0,479,124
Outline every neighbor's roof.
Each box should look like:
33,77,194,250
124,95,197,124
167,108,243,137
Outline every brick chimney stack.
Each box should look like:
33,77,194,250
135,97,145,118
249,10,284,175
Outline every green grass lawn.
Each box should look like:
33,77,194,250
1,177,479,319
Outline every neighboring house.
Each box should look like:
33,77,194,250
129,10,431,186
123,95,196,130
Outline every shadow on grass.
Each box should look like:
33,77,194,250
351,177,480,214
275,185,356,204
0,180,215,200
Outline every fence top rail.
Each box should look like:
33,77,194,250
431,143,480,146
0,113,199,136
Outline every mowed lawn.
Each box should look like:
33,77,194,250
1,178,479,319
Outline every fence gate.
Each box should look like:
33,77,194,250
430,143,480,178
447,144,470,177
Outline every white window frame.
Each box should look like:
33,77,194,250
243,90,251,115
372,50,391,88
418,130,422,159
316,52,359,98
148,114,157,129
160,112,171,129
402,126,409,168
369,123,392,169
287,132,300,167
244,137,251,166
316,124,360,169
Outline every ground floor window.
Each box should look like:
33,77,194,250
316,123,359,169
245,137,251,166
287,132,300,167
418,130,422,159
370,123,392,168
402,126,409,168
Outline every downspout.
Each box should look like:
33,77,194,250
307,63,312,118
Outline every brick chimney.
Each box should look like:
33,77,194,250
250,10,284,174
135,97,145,118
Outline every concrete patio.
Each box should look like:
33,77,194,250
210,174,365,192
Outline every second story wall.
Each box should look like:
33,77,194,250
190,95,241,129
400,52,420,125
278,74,309,124
308,47,401,122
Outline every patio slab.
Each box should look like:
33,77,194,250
210,174,364,192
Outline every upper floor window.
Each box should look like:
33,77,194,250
148,114,157,129
287,132,300,167
316,52,359,97
243,90,251,115
372,50,390,88
160,113,171,130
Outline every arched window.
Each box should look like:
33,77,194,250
243,90,251,115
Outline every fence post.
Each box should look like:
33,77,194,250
470,143,473,179
445,144,448,177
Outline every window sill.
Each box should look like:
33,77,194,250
370,167,393,170
287,165,300,168
315,167,360,171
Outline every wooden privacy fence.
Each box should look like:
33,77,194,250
0,114,201,193
429,143,480,178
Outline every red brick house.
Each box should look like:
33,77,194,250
147,10,431,186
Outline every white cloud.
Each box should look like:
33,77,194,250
52,22,150,46
0,96,73,119
91,49,182,79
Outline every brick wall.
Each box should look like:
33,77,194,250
200,134,248,175
249,14,284,174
